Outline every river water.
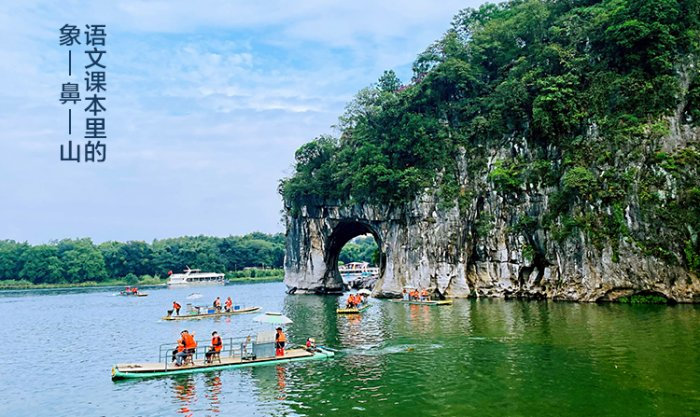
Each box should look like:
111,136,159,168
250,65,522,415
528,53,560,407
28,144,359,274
1,282,698,416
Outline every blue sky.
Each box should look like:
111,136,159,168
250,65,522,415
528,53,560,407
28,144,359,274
0,0,486,244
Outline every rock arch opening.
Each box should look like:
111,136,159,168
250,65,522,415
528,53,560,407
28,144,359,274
325,221,384,291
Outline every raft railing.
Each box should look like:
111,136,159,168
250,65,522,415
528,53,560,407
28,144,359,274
158,336,253,371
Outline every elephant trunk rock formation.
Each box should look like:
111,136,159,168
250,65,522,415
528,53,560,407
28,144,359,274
283,139,700,303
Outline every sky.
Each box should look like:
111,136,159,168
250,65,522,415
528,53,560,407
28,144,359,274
0,0,486,244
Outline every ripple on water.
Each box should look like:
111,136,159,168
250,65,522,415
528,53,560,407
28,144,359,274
1,286,699,416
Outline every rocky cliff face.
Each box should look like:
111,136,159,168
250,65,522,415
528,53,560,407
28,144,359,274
284,121,700,303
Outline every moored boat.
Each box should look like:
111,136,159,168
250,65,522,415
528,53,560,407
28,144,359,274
162,306,261,321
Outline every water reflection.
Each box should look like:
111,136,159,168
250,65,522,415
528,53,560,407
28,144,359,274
276,365,287,400
203,373,222,415
171,375,196,417
2,282,698,417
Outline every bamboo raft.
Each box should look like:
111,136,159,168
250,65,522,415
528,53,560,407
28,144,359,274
120,291,148,297
392,299,453,306
162,306,261,320
111,347,334,380
336,304,370,314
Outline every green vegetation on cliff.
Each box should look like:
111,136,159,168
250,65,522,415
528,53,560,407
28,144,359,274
281,0,700,272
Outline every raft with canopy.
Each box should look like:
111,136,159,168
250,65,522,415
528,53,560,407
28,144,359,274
111,345,334,380
112,313,334,380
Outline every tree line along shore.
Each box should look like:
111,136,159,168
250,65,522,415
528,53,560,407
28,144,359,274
0,233,378,290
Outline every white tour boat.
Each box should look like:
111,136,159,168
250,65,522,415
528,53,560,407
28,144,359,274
338,262,379,281
167,267,226,287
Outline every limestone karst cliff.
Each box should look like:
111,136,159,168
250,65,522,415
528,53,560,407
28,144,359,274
281,0,700,302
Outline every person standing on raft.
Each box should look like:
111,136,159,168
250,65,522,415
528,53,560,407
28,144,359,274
172,301,181,316
275,327,286,356
205,331,223,363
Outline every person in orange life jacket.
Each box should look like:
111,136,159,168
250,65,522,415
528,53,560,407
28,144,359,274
172,335,185,362
345,294,354,308
176,330,197,366
205,331,223,363
275,327,286,356
172,301,181,316
213,297,222,311
224,297,233,312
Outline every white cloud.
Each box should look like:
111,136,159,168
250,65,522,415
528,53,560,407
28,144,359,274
0,0,489,243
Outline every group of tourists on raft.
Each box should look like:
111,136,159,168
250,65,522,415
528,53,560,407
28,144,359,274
171,330,222,366
171,327,291,367
402,288,431,302
345,293,368,308
170,296,235,316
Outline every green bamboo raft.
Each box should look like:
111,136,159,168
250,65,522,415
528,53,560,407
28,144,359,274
111,347,335,380
162,306,261,321
336,304,370,314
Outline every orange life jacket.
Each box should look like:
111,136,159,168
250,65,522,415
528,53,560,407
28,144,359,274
421,290,428,296
276,332,286,343
173,302,181,309
212,336,222,352
183,333,197,349
225,298,232,307
177,338,185,352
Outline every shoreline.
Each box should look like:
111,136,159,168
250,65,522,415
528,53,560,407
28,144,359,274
0,276,284,291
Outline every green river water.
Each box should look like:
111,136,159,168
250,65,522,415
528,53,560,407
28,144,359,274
1,282,698,416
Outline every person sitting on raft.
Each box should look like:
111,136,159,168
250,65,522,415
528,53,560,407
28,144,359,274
172,301,181,316
420,289,430,301
224,296,233,312
175,330,197,366
275,327,286,357
306,337,316,352
172,335,185,363
205,331,223,363
345,294,356,308
213,297,222,312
